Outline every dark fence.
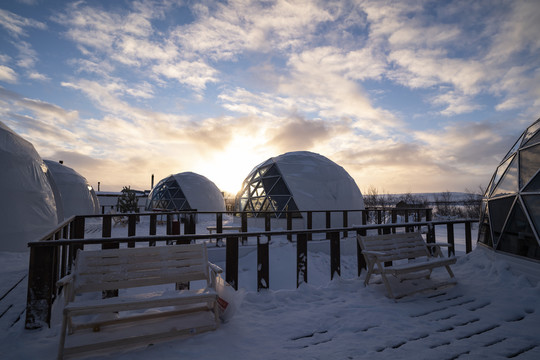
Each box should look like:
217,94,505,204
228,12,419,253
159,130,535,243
24,209,474,330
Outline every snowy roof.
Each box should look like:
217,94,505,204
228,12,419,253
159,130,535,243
0,122,58,251
44,160,100,218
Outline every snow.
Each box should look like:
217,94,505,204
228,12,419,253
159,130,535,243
1,217,540,359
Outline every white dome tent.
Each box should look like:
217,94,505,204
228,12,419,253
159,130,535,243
44,160,100,218
0,122,59,252
146,172,226,212
235,151,364,227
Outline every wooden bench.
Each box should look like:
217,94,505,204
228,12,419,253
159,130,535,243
206,225,242,234
56,244,222,359
357,232,457,299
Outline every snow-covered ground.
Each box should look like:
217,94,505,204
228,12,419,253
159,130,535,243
2,218,539,359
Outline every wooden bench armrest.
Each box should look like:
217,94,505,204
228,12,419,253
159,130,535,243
208,262,223,274
56,274,74,287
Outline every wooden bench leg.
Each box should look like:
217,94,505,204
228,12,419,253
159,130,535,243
379,273,395,299
58,314,68,360
445,265,455,278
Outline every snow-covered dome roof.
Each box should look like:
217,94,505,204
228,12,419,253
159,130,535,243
236,151,364,218
146,172,225,212
44,160,100,218
478,117,540,260
0,122,59,252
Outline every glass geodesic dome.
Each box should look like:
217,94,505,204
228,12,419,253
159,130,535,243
235,151,364,222
145,172,225,212
478,118,540,260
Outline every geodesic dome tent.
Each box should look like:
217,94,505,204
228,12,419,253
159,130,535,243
0,122,59,252
44,160,100,218
145,172,225,212
478,118,540,260
235,151,364,225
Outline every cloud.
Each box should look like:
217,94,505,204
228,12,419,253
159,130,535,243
388,49,486,95
265,115,331,151
152,61,218,92
0,8,46,38
0,85,78,126
0,65,17,83
430,90,483,116
173,0,337,60
27,71,49,81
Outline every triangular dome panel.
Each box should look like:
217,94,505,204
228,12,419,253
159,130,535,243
488,196,516,245
524,172,540,192
491,155,519,197
496,200,540,259
522,119,540,146
522,195,540,240
502,134,524,162
489,154,515,196
520,144,540,190
524,131,540,147
478,201,493,247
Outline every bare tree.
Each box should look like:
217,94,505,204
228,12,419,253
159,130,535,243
463,187,483,219
363,185,379,209
434,191,458,217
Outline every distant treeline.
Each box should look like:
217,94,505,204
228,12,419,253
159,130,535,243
363,186,483,219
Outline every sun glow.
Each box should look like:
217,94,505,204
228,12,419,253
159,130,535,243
198,139,267,196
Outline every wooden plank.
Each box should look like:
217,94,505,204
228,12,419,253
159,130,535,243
77,272,209,293
65,290,217,315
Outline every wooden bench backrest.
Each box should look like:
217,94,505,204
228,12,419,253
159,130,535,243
73,244,209,293
358,232,430,263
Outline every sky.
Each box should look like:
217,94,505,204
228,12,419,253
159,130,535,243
1,0,539,195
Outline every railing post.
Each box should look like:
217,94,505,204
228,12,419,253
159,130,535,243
382,209,390,234
241,212,247,245
69,217,85,271
465,221,472,253
427,223,436,244
225,236,239,290
25,243,55,329
326,211,331,239
216,212,223,246
185,212,196,235
356,230,366,276
265,213,271,243
391,210,397,233
377,210,382,234
102,215,119,298
426,209,433,222
128,214,136,247
149,213,157,246
447,223,455,256
257,237,269,291
307,211,313,241
297,233,308,287
342,210,348,238
361,211,367,235
330,231,340,280
287,212,293,242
